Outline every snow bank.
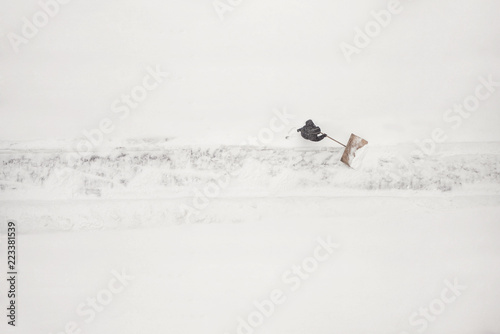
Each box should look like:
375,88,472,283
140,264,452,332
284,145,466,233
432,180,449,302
1,140,499,232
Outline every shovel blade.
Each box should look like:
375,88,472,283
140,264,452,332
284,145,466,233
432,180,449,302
340,133,368,167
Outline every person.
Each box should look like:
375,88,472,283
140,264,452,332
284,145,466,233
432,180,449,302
297,120,327,142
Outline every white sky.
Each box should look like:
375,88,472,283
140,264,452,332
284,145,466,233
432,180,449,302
0,0,499,145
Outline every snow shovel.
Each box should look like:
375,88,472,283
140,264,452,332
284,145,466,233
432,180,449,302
321,133,368,167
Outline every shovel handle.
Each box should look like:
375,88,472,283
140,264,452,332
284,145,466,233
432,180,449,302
321,133,346,147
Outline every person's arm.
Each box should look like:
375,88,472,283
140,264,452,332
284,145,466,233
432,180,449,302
310,126,321,134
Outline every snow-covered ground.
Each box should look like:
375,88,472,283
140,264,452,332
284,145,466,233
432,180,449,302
1,141,500,334
0,140,499,230
1,0,500,333
2,205,500,334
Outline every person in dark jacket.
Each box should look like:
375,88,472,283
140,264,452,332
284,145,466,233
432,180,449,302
297,120,327,142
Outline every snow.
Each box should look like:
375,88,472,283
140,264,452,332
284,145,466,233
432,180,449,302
347,145,368,170
1,140,500,334
1,1,500,145
1,0,500,333
1,193,500,334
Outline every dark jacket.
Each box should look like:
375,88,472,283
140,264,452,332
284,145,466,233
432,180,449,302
297,120,326,141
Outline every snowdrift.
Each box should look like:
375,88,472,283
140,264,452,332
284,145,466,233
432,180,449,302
1,140,499,232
